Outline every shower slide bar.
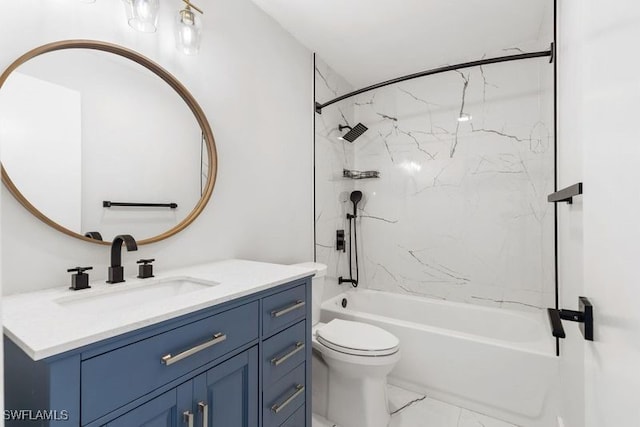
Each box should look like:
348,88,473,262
547,182,582,204
315,44,554,114
103,201,178,209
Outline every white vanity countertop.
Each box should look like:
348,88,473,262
2,259,316,361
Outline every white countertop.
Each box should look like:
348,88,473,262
2,259,316,361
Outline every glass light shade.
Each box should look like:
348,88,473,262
124,0,159,33
175,8,202,55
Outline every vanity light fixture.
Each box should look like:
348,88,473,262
123,0,160,33
175,0,204,55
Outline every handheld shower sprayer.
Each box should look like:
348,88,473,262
340,190,363,287
350,190,363,218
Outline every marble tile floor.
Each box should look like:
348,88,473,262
312,384,518,427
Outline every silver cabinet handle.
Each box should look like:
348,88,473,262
161,332,227,366
183,410,194,427
271,300,305,318
271,384,305,414
271,342,305,366
198,401,208,427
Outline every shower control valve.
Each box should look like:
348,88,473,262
336,230,346,252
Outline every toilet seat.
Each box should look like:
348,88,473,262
316,319,399,357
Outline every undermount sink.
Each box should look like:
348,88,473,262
54,276,220,313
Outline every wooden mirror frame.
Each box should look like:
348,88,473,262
0,40,218,245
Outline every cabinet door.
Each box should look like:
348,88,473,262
104,381,192,427
193,347,258,427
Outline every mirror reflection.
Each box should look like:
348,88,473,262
0,48,211,243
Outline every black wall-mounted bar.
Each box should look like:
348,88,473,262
547,182,583,204
315,48,553,114
547,296,593,341
103,201,178,209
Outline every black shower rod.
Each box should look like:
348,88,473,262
315,46,553,114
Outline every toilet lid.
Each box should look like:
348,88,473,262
316,319,399,356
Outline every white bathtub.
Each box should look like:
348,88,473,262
321,290,559,427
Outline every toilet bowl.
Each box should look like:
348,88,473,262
313,319,400,427
293,262,401,427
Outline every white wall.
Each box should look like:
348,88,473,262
580,2,640,426
558,1,640,426
0,0,313,294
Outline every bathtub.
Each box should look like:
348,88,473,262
320,290,559,427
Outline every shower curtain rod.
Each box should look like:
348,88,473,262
315,45,553,114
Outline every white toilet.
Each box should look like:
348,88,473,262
294,262,400,427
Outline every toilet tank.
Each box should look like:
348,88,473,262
292,262,327,326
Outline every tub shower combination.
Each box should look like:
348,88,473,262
314,46,560,427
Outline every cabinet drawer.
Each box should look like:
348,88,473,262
81,301,259,425
263,362,306,427
263,321,306,387
263,285,307,336
280,404,305,427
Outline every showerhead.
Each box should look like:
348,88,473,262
350,190,363,204
338,123,368,142
350,190,363,217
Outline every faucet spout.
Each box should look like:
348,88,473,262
107,234,138,284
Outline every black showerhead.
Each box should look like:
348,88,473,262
350,190,363,204
350,190,363,217
339,123,368,142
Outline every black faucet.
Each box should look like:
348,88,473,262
107,234,138,284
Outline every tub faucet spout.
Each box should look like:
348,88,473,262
107,234,138,284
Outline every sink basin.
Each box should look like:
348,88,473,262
54,276,220,313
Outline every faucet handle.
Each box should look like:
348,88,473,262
67,266,93,291
67,266,93,274
137,259,155,279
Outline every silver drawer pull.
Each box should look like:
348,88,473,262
198,401,208,427
271,384,305,414
271,342,305,366
271,300,305,318
161,332,227,366
183,410,194,427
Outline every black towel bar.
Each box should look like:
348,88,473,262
103,201,178,209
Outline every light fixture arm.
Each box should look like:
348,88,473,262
181,0,203,14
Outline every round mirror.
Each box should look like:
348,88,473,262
0,40,217,245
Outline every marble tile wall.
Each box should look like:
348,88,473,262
314,56,355,301
315,48,554,311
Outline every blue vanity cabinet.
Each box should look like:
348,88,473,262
3,276,312,427
260,284,312,427
106,347,258,427
103,383,191,427
193,346,259,426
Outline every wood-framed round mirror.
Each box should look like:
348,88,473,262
0,40,217,245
